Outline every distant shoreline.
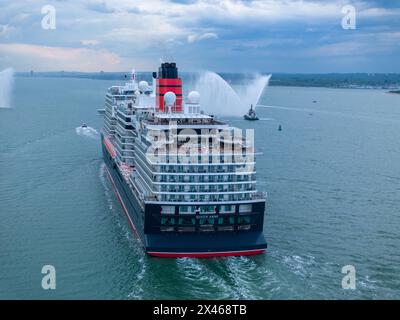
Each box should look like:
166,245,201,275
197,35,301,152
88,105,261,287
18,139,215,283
15,71,400,91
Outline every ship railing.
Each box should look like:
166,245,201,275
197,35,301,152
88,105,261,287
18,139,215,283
144,195,158,201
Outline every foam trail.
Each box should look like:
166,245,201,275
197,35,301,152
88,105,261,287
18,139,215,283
75,126,99,139
176,258,238,299
256,104,354,118
99,163,146,299
257,104,316,113
99,163,114,211
224,256,259,299
0,68,14,108
194,72,271,117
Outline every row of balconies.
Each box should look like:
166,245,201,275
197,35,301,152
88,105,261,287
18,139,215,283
158,193,254,202
155,174,255,183
147,154,254,165
152,165,254,174
158,184,255,193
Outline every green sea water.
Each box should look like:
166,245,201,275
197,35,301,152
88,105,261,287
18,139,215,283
0,77,399,299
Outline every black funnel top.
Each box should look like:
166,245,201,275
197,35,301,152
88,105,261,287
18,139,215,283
158,62,178,79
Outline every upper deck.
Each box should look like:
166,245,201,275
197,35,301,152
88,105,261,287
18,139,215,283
102,64,266,207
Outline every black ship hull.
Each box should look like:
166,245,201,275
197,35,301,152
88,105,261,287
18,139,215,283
102,135,267,258
244,115,259,121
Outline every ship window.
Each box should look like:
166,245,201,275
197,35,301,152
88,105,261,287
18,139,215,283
218,226,234,231
199,226,214,232
179,206,188,213
199,205,215,214
221,205,233,213
160,226,174,232
178,217,196,226
238,216,251,224
161,206,175,214
199,218,215,225
239,204,252,213
238,225,251,231
161,217,175,226
218,216,235,225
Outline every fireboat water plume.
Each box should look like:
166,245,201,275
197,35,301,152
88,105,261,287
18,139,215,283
193,71,270,117
237,74,271,112
0,68,14,108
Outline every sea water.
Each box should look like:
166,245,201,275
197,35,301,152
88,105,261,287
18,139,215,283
0,76,399,299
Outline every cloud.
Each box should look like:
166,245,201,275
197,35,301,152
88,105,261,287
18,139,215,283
80,39,101,46
91,0,343,22
306,31,400,57
0,24,17,37
74,0,345,33
0,43,129,71
1,0,400,72
86,0,116,13
187,32,218,43
359,7,400,18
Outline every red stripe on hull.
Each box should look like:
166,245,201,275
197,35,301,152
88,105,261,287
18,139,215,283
105,167,142,243
147,249,266,258
103,137,116,158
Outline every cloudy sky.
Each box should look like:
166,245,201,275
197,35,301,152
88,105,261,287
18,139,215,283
0,0,399,72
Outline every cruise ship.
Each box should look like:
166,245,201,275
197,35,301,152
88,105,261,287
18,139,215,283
101,62,267,257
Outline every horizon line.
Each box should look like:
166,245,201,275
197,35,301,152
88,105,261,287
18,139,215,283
13,71,400,75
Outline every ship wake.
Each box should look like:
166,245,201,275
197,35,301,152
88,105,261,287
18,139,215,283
99,163,147,299
75,126,99,139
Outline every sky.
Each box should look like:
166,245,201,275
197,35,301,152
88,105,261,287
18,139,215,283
0,0,399,73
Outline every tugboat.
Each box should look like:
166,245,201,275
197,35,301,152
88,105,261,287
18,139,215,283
244,105,259,121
